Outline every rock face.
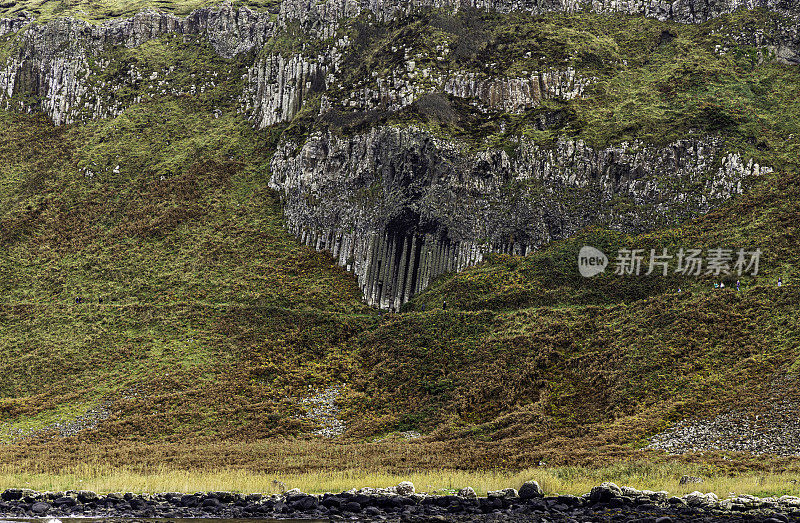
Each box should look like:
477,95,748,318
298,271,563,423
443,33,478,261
0,12,33,36
443,69,589,113
0,5,277,124
0,0,795,308
1,0,798,124
279,0,800,25
339,66,590,114
243,50,344,128
270,127,770,309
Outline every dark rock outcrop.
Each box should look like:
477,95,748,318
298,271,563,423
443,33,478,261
270,127,770,308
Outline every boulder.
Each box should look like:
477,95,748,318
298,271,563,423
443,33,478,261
519,481,544,500
202,498,221,508
556,494,581,506
457,487,477,499
77,490,99,503
180,494,200,507
590,482,622,503
21,489,39,502
1,489,23,501
208,491,234,503
487,488,518,499
621,486,642,497
322,495,342,508
685,490,719,508
54,496,78,507
396,481,415,496
129,497,148,510
291,495,318,511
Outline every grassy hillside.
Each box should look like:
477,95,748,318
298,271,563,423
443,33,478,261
0,103,376,444
0,5,798,482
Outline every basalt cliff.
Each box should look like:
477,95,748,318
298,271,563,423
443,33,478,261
0,0,797,308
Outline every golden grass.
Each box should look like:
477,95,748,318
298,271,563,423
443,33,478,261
0,462,799,498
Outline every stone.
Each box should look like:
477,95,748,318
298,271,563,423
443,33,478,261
487,488,518,499
180,494,200,507
457,487,477,499
207,491,234,503
291,495,318,511
621,486,642,497
31,502,51,514
519,481,544,500
129,497,148,510
77,490,99,503
201,497,221,508
53,496,78,507
590,482,622,503
1,489,23,501
322,495,342,508
685,491,719,508
396,481,415,496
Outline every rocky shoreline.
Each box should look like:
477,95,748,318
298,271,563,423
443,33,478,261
1,481,799,522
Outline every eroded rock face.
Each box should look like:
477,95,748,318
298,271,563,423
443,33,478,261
243,50,344,128
443,69,590,113
0,5,277,125
278,0,800,25
0,0,798,125
0,12,33,36
270,127,771,309
338,67,591,114
0,0,794,308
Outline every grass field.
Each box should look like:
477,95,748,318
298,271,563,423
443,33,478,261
1,461,799,498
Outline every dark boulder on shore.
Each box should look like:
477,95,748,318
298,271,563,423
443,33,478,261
519,481,544,500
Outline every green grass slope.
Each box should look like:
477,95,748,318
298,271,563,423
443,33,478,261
0,103,375,443
0,7,798,475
